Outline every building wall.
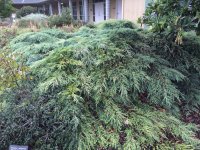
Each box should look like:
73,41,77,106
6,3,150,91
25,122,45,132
14,0,147,23
88,0,117,22
52,2,58,15
89,0,93,22
122,0,145,23
76,0,81,20
110,0,116,19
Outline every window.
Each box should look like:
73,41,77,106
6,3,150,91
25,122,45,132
94,0,104,2
79,1,84,20
72,1,77,20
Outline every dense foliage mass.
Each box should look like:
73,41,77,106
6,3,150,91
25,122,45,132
0,0,13,18
141,0,200,44
15,14,49,28
16,6,37,18
0,28,17,48
0,20,200,149
10,29,69,65
48,8,73,27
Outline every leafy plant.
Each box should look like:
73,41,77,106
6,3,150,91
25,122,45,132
141,0,200,44
0,28,17,48
0,51,27,91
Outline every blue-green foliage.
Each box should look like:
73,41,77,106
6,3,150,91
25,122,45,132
10,29,70,65
0,20,200,149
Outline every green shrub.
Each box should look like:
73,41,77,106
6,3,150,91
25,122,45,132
16,6,37,18
97,19,136,29
16,13,48,28
85,23,96,28
1,20,200,149
0,28,17,48
15,19,27,28
0,27,42,49
0,0,13,18
48,15,62,27
10,29,69,65
48,8,73,27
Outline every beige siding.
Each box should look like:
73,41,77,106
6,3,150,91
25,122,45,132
123,0,145,22
110,0,116,19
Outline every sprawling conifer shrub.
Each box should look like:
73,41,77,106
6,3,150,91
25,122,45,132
0,20,200,149
10,29,70,65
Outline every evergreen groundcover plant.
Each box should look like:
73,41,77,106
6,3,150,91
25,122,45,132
0,20,200,149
